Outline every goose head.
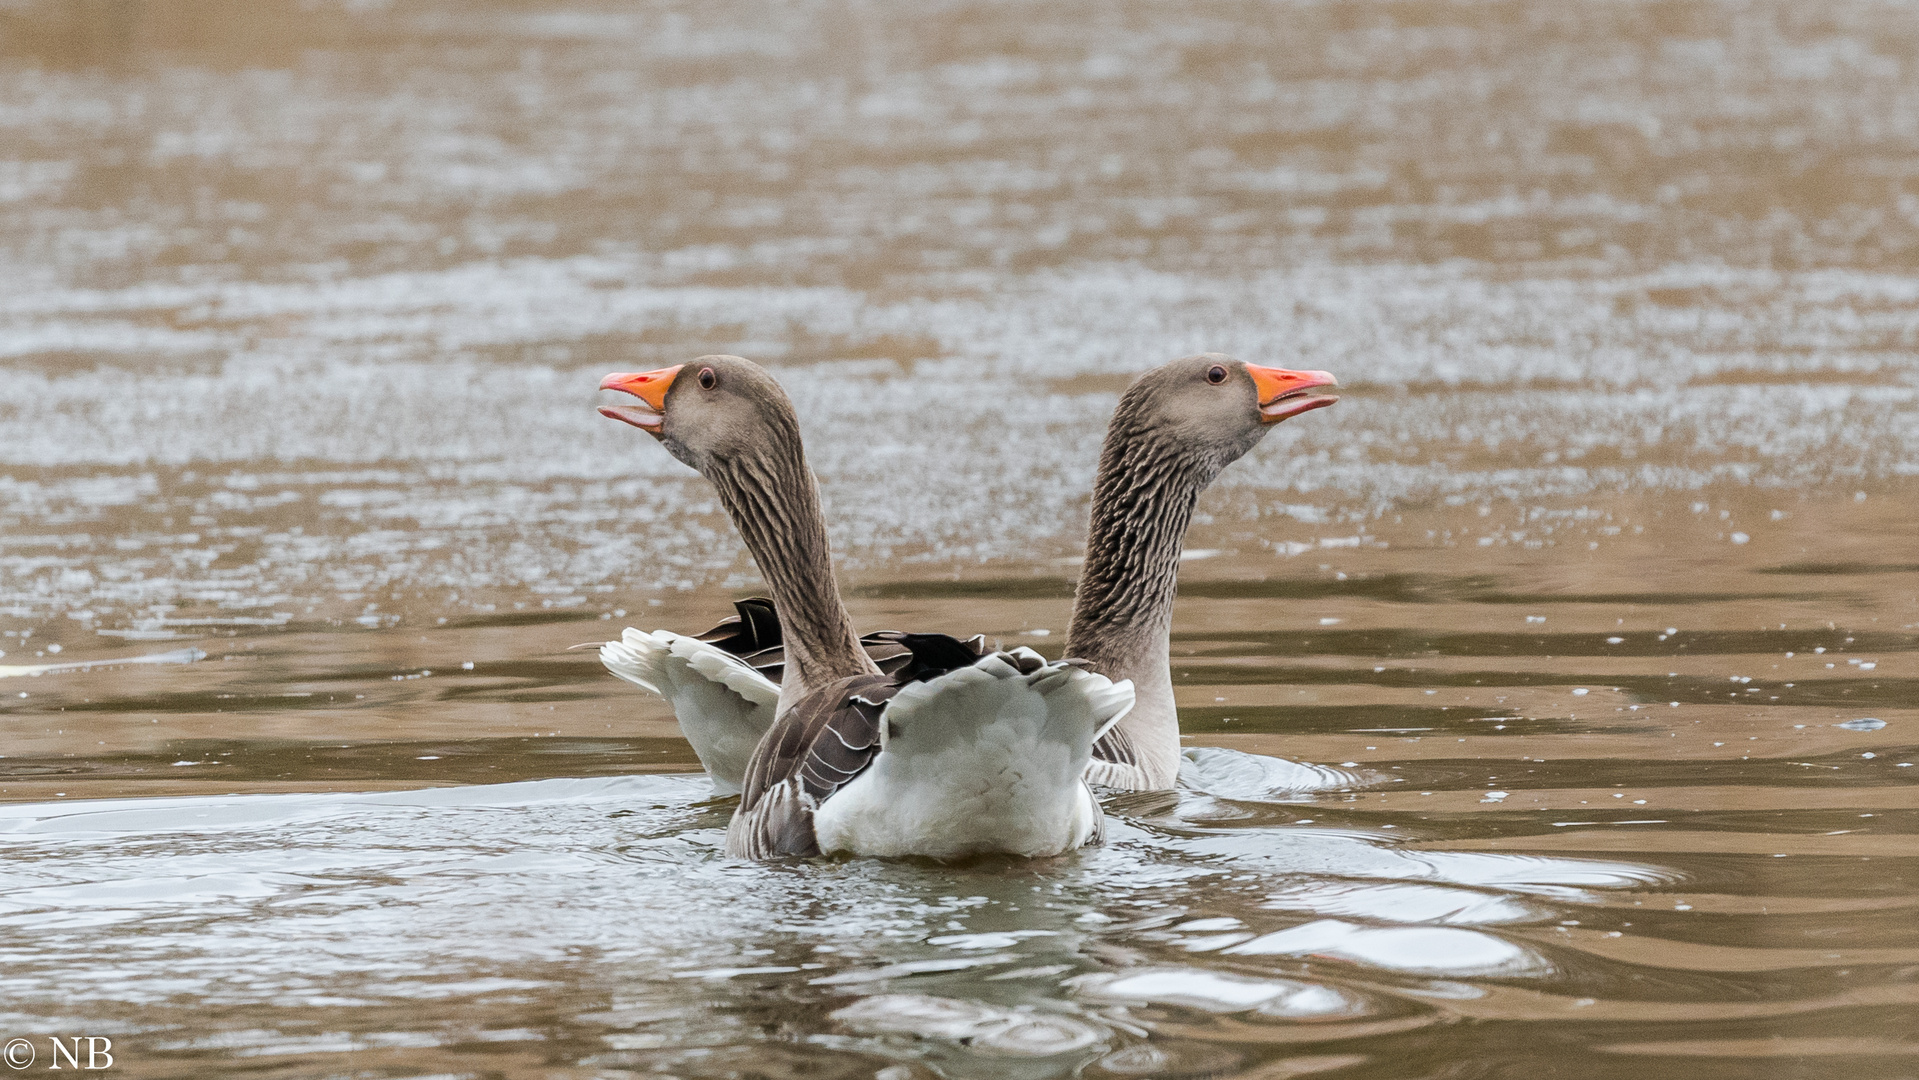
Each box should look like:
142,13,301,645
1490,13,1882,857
598,354,801,472
597,354,877,686
1116,352,1338,469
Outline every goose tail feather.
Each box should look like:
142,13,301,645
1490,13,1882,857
599,628,781,795
811,648,1134,858
598,627,673,696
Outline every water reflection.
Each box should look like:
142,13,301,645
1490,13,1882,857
0,770,1696,1076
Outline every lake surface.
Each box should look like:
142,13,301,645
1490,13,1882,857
1,1,1916,1077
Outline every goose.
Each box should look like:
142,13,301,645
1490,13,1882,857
597,353,1337,797
1069,353,1339,790
599,356,1134,858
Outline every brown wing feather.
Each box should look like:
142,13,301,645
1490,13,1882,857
726,778,821,858
728,672,898,858
1092,723,1139,770
1085,721,1156,790
726,631,993,859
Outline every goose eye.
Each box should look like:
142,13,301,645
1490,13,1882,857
1206,364,1228,384
697,367,718,390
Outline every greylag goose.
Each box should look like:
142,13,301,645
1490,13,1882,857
599,356,1134,858
1069,353,1338,790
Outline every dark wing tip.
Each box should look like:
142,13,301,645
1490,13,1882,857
859,635,915,676
735,597,783,649
694,596,784,656
889,632,989,683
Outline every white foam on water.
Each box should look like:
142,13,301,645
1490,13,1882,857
1177,746,1375,798
1069,967,1371,1016
830,994,1105,1057
1224,919,1551,977
1259,880,1548,926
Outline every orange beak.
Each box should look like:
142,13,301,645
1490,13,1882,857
1246,363,1339,424
597,365,683,435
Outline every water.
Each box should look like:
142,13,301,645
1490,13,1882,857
2,0,1917,1076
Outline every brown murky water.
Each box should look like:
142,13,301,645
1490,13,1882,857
2,2,1916,1077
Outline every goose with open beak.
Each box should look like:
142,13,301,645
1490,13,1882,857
1066,354,1339,789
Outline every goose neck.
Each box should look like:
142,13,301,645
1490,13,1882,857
707,448,878,692
1067,432,1210,665
1065,426,1220,787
